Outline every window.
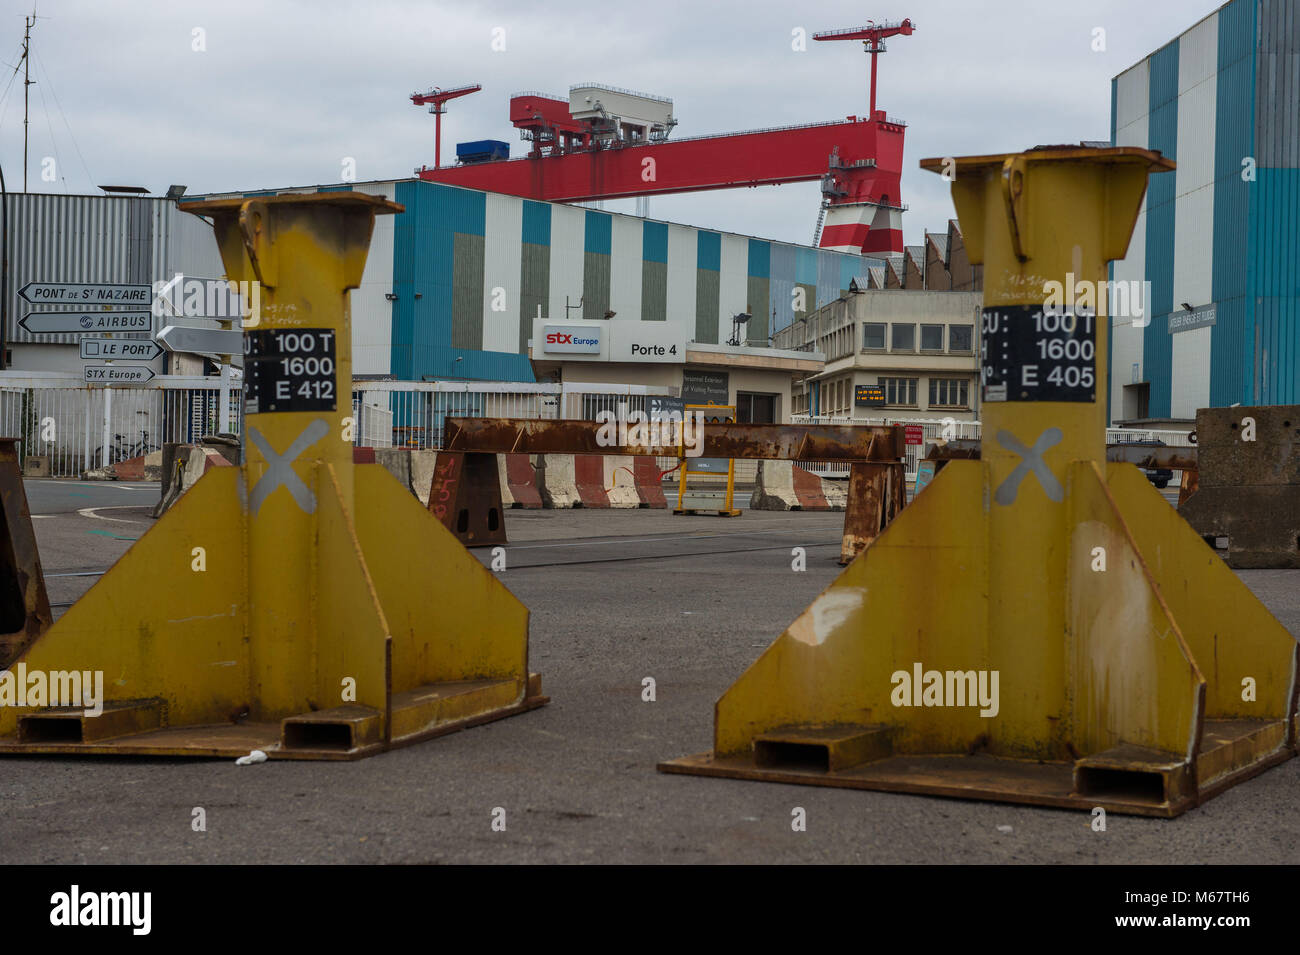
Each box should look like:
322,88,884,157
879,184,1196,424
929,378,969,408
949,324,974,352
891,323,915,351
920,324,944,351
737,392,778,423
880,376,918,406
863,322,886,349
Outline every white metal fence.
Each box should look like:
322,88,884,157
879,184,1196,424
0,373,1197,484
0,375,678,478
0,372,241,477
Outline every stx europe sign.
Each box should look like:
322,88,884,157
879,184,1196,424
542,324,602,354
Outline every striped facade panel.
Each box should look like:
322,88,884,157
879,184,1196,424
451,232,485,350
641,263,667,322
1143,40,1180,418
521,200,551,245
768,242,795,334
1171,13,1219,417
582,208,613,320
582,251,612,321
641,221,668,322
665,224,697,325
1255,169,1300,402
1211,0,1259,405
482,193,523,354
694,270,721,344
718,234,749,335
1256,0,1300,169
695,231,721,343
519,200,551,351
747,240,770,342
794,248,819,326
1110,61,1150,416
350,181,400,375
519,242,550,352
838,255,861,294
609,215,644,322
547,204,585,329
1254,0,1300,402
816,250,841,305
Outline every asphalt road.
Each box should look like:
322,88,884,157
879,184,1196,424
2,479,1294,864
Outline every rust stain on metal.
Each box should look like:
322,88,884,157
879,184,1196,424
444,417,905,462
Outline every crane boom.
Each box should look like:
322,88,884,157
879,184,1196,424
813,18,915,118
410,84,482,169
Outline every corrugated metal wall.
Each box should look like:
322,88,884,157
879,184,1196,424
4,193,222,347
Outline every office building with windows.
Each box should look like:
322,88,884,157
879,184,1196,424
773,288,983,422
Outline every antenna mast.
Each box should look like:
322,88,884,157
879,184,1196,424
21,12,35,191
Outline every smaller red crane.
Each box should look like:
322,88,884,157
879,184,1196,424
813,19,914,120
410,83,482,170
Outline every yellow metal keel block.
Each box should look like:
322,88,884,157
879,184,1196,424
0,193,546,759
659,147,1298,816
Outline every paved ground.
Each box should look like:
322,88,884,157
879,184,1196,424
3,478,1292,864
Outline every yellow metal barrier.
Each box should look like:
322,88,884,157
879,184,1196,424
659,147,1298,816
0,193,545,759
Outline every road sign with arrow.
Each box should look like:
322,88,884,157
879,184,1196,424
18,282,152,306
79,337,164,361
20,311,152,334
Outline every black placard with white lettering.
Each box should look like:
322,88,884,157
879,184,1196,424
244,328,338,414
981,306,1097,403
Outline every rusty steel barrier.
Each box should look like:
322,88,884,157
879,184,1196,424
438,417,907,563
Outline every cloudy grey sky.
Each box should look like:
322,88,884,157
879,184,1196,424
1,0,1222,248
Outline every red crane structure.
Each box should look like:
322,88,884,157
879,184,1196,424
413,22,915,257
410,83,481,171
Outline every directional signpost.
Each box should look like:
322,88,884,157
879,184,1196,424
83,365,155,384
157,324,244,435
79,338,164,361
157,324,242,356
18,282,152,306
19,311,153,334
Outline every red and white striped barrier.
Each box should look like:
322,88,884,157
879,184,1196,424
535,454,669,508
499,453,543,508
751,460,846,511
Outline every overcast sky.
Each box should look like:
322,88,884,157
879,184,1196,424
0,0,1222,249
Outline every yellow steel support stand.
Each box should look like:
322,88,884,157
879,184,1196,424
0,193,545,759
660,147,1298,816
674,403,741,517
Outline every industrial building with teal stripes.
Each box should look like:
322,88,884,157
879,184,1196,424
1110,0,1299,421
227,178,885,384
